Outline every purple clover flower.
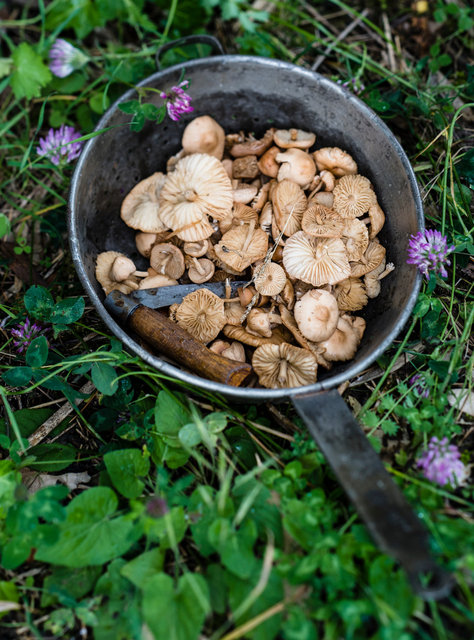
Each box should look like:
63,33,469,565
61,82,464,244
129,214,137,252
160,80,194,121
11,317,48,354
407,229,455,279
409,373,430,398
36,125,83,166
417,436,469,488
49,39,88,78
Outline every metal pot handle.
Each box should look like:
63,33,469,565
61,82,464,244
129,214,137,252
156,35,225,70
291,388,454,600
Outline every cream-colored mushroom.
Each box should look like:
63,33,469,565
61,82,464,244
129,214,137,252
316,317,359,361
366,202,386,239
181,116,225,160
215,224,268,272
334,277,368,311
183,239,209,257
254,262,287,296
138,271,178,289
186,257,215,283
283,231,351,286
251,182,271,213
110,256,148,282
259,201,273,233
246,308,282,338
313,147,358,177
135,232,159,258
150,243,185,280
351,241,386,277
272,179,307,236
273,128,316,149
308,191,334,209
341,218,369,261
257,146,280,178
223,324,289,347
294,289,339,342
175,288,226,343
209,339,231,355
221,342,246,362
302,203,344,238
276,148,316,187
95,251,140,295
333,174,377,219
120,172,167,233
252,343,318,388
364,259,395,298
233,184,259,204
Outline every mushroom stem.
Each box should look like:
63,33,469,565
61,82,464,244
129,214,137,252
268,313,283,325
377,262,395,280
132,270,149,278
191,257,207,276
241,219,256,254
278,358,288,385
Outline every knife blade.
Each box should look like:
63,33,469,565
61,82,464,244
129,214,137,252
128,280,249,309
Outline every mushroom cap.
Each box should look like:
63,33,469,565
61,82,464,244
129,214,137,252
320,170,336,192
150,243,185,280
251,182,270,213
257,146,280,178
276,148,316,187
333,174,377,219
313,147,358,177
225,301,247,325
209,339,231,355
283,231,351,285
110,256,137,282
181,116,225,160
219,203,259,234
294,289,339,342
183,239,209,257
246,309,274,338
252,343,318,389
272,179,307,237
341,218,369,261
342,314,366,342
309,191,334,209
351,241,386,277
316,317,359,361
95,251,140,295
187,257,215,283
215,226,268,272
138,273,178,289
335,277,368,311
259,201,273,233
233,184,258,204
120,172,167,233
254,262,287,296
367,202,386,239
175,288,226,343
221,342,246,362
159,153,233,240
273,128,316,149
302,203,345,238
232,155,260,179
135,232,158,258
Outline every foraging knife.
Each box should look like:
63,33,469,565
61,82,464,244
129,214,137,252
103,283,252,387
127,280,249,310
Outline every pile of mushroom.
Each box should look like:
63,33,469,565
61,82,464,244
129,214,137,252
96,116,394,389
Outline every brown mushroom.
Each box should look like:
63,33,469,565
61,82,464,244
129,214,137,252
273,128,316,150
135,232,159,258
342,314,366,343
251,182,271,213
272,179,307,237
246,308,282,338
221,158,233,178
95,251,140,295
308,191,334,209
175,288,226,343
351,241,386,277
293,289,339,342
215,224,268,272
233,183,259,204
209,339,231,355
276,148,316,187
257,146,280,178
316,317,358,361
364,259,395,298
252,343,318,388
283,231,351,286
334,277,368,311
320,170,336,192
109,255,148,282
181,116,225,160
259,201,273,234
275,279,295,310
183,239,209,258
221,342,246,362
302,203,344,238
233,155,260,179
333,174,377,219
186,257,215,283
150,243,185,279
313,147,358,177
253,262,287,296
219,203,259,234
138,272,178,289
159,153,233,241
223,324,289,347
230,128,275,157
120,172,167,233
366,202,386,239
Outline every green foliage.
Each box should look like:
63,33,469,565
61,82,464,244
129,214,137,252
104,447,150,498
10,43,52,99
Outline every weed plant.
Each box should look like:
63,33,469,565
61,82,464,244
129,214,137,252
0,1,473,639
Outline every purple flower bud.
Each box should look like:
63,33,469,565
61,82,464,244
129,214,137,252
146,496,169,518
36,125,83,166
11,317,48,354
160,80,194,122
49,39,88,78
409,373,430,398
417,436,469,487
407,229,455,279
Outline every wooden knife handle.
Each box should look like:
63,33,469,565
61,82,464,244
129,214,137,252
129,305,252,387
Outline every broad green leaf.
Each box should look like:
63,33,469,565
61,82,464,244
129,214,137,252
35,487,140,567
179,423,202,447
141,102,160,120
50,297,85,325
118,99,141,114
41,565,101,607
0,58,13,80
91,362,118,395
27,443,77,472
154,390,191,444
145,506,188,549
26,336,49,368
0,213,11,237
2,366,33,387
10,43,52,100
121,547,165,588
24,285,54,320
142,572,210,640
208,518,258,579
104,448,150,499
